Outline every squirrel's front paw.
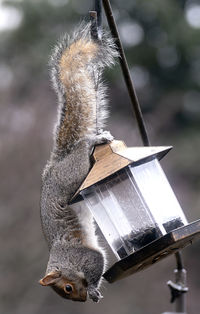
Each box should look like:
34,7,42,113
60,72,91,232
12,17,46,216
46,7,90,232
88,288,103,303
95,130,114,145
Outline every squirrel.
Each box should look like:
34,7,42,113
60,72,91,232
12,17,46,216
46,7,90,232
39,21,118,303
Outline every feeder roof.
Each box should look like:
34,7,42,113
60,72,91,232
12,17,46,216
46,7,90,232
71,140,172,202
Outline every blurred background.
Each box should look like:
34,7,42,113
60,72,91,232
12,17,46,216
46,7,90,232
0,0,200,313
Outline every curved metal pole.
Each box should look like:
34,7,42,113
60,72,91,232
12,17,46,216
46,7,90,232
101,1,187,312
102,0,150,146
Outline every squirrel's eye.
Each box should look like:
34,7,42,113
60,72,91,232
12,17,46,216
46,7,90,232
65,284,73,293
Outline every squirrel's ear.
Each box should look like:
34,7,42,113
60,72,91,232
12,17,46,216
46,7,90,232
39,270,61,286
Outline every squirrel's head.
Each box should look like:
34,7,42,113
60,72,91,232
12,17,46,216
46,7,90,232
39,270,88,302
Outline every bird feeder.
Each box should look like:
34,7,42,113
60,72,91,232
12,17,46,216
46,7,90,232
71,140,200,283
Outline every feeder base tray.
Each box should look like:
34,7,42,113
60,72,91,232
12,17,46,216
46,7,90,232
103,219,200,283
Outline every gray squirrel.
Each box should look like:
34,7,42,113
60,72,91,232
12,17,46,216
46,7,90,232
39,21,118,302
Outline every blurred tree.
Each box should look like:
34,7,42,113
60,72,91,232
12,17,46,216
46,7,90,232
1,0,200,124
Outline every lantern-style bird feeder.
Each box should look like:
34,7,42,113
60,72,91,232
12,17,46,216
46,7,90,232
71,140,200,283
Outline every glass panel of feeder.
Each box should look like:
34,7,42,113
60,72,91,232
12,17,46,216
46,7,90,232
130,158,188,233
81,187,130,260
98,169,164,252
91,184,135,256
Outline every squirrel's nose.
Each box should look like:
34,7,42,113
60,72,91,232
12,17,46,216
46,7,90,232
79,291,87,302
74,293,87,302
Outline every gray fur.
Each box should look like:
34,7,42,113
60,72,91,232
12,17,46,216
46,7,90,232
40,22,118,302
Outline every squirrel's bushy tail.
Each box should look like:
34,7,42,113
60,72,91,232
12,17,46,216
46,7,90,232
50,22,118,154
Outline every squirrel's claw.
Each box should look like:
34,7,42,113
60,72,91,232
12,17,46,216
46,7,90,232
88,287,103,303
94,130,114,145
